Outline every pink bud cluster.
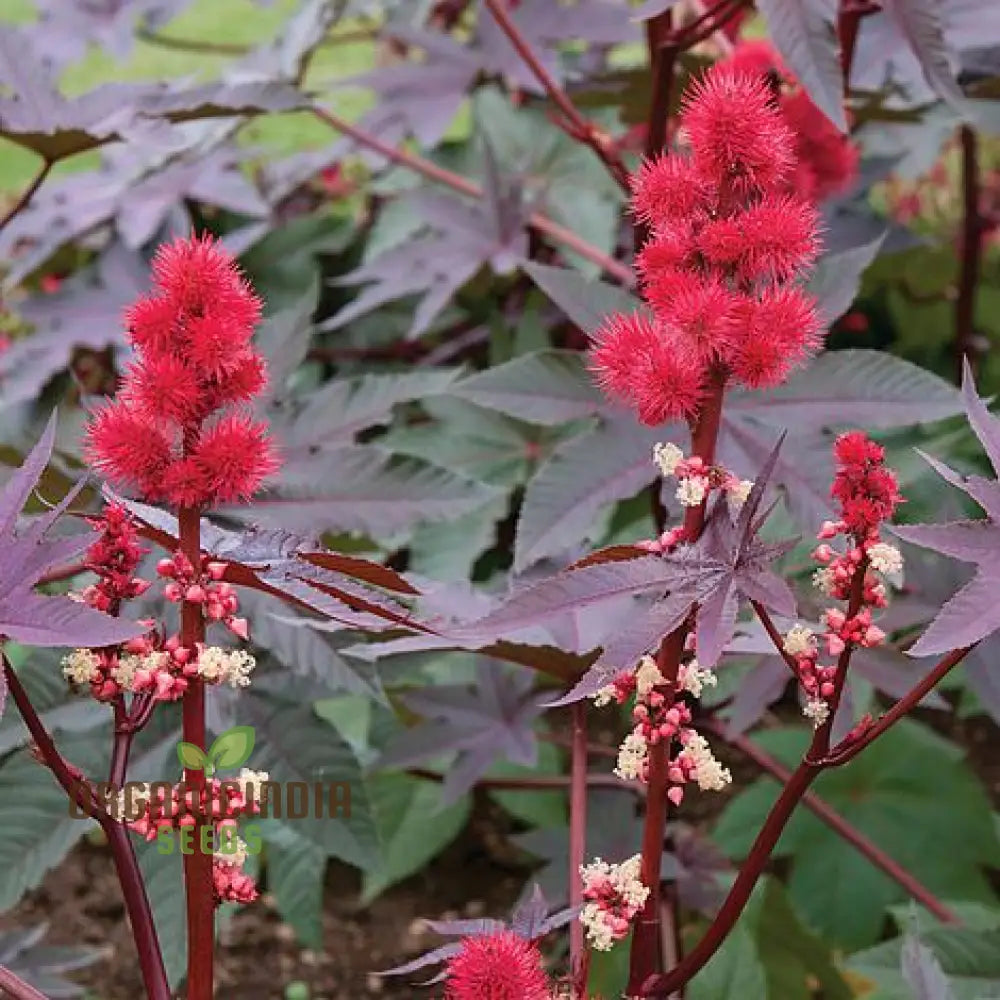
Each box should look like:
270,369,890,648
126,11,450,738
590,63,823,426
579,855,650,951
79,503,151,611
597,656,728,805
156,551,248,640
121,774,265,904
786,432,905,726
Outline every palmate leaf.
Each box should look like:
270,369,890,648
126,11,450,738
379,661,547,802
0,28,303,162
692,439,798,667
892,361,1000,655
0,418,143,648
2,244,147,405
0,922,102,998
380,882,572,983
118,500,431,636
902,931,959,1000
757,0,846,131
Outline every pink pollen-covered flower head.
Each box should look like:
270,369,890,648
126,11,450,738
681,66,795,196
85,233,279,508
444,931,551,1000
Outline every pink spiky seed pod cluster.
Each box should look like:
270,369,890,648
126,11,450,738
444,931,552,1000
723,40,859,203
85,233,279,509
590,64,825,426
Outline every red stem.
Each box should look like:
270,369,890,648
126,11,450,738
0,966,50,1000
627,373,726,993
718,725,960,924
36,560,88,586
955,125,982,381
642,759,821,996
2,658,170,999
405,767,636,793
483,0,629,190
569,701,590,992
179,505,213,1000
821,645,972,767
837,0,879,92
644,10,675,160
0,160,51,234
310,105,635,286
640,603,970,995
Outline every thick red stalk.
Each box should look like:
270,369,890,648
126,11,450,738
0,965,50,1000
569,701,589,992
644,10,675,160
3,658,170,1000
310,105,635,286
955,125,983,381
627,374,726,993
483,0,630,190
642,759,820,996
179,505,213,1000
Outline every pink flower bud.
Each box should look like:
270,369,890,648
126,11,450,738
227,617,249,641
667,786,685,806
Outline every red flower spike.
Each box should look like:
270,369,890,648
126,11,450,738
188,413,279,503
782,90,859,201
636,226,697,287
681,67,795,196
444,932,551,1000
589,312,705,424
84,233,280,508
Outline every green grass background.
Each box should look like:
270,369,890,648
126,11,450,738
0,0,383,194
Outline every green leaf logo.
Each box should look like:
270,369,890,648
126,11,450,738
177,742,208,771
206,726,256,772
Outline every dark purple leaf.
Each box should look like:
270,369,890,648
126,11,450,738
723,656,790,737
891,365,1000,655
0,921,102,996
0,28,302,161
453,350,604,426
0,419,143,647
881,0,967,112
1,244,147,406
323,146,528,339
901,931,958,1000
379,882,569,982
758,0,847,131
692,440,798,667
379,663,547,802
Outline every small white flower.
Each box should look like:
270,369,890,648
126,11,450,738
803,698,830,727
653,442,684,477
634,655,664,698
727,479,754,506
61,648,100,686
614,730,648,781
592,683,618,708
676,476,708,508
110,651,168,692
196,647,256,688
867,542,903,575
215,835,249,868
238,768,271,807
677,658,717,699
681,732,731,791
812,567,836,596
782,624,817,658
